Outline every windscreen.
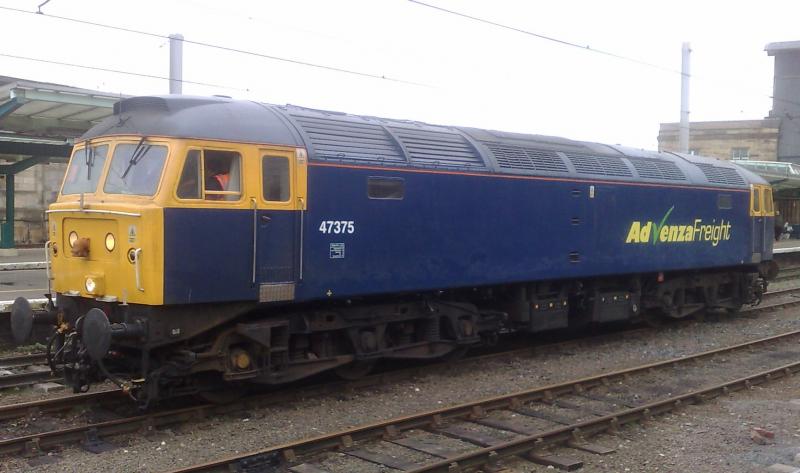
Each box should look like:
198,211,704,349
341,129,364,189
61,144,109,195
103,143,168,196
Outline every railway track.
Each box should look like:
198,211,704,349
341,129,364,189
167,328,800,473
0,352,56,390
0,291,799,465
775,266,800,282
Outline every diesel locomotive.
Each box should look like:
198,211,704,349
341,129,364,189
11,95,775,404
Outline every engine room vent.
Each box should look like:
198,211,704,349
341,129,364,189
483,142,569,173
564,153,633,177
629,158,687,181
389,127,486,169
695,163,746,186
290,115,405,164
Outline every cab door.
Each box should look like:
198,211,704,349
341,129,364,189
750,185,765,260
254,148,306,302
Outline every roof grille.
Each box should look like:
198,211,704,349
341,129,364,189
630,159,687,181
696,163,746,186
483,142,568,173
290,115,405,164
564,153,632,177
389,127,485,169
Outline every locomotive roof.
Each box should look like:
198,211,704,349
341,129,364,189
82,95,766,189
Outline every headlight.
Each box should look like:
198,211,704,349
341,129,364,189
105,233,116,252
85,277,97,293
68,231,78,247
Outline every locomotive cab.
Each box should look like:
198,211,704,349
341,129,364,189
13,133,308,401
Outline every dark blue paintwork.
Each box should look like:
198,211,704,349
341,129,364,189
295,165,761,302
163,208,299,304
111,96,773,306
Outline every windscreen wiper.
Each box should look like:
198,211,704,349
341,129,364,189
120,136,151,179
84,142,95,180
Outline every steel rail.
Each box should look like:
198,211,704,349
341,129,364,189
0,370,60,390
1,293,799,461
0,352,47,369
166,328,800,473
408,359,800,473
0,323,654,424
0,390,124,422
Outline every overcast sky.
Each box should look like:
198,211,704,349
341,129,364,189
0,0,797,149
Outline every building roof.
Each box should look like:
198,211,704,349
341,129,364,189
765,41,800,55
659,118,781,132
0,75,123,141
0,76,125,161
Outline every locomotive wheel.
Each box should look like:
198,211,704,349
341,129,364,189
334,360,377,380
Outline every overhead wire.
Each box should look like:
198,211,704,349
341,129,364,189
408,0,682,75
0,4,429,87
408,0,800,110
0,52,249,92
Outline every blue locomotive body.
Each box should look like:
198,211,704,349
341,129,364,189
17,95,774,402
300,163,761,301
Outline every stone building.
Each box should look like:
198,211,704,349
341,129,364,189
658,41,800,164
657,119,781,161
0,162,66,244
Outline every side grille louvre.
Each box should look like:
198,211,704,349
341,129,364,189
695,163,746,186
389,127,486,168
629,158,687,181
290,115,405,163
482,142,568,173
563,153,633,177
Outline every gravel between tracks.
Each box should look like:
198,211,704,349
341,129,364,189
3,302,800,473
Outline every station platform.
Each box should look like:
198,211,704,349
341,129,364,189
0,248,45,266
773,240,800,254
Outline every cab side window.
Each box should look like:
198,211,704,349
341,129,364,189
176,149,242,201
751,187,762,215
262,156,290,202
765,188,775,216
177,150,201,199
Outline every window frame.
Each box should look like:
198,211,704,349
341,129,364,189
750,185,763,216
731,147,750,161
367,176,405,200
60,143,111,195
175,147,244,202
102,142,170,197
717,193,732,210
261,154,292,203
764,187,775,216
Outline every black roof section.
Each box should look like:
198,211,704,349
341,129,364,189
82,95,765,189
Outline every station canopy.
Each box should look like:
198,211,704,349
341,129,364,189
733,160,800,192
0,76,124,250
0,75,124,164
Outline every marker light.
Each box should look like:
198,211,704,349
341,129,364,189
68,231,78,247
85,277,97,294
105,233,116,252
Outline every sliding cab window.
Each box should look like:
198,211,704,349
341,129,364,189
176,150,242,201
367,177,404,200
262,156,290,202
61,144,109,195
104,142,169,196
